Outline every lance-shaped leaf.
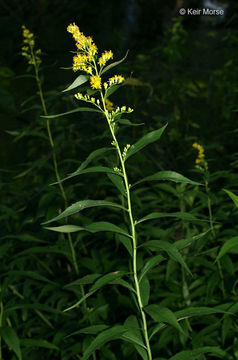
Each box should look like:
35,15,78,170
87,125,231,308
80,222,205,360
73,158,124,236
216,236,238,261
76,147,114,173
107,173,126,196
20,339,59,350
139,255,165,282
81,326,127,360
150,306,227,340
118,119,144,127
62,74,88,92
125,124,167,161
143,240,191,275
52,166,120,185
169,346,225,360
101,50,129,75
136,211,199,225
45,221,131,238
123,316,147,359
224,189,238,208
133,171,201,188
145,304,183,334
67,324,109,337
64,271,127,312
0,327,22,360
42,200,126,224
41,107,101,119
139,276,150,306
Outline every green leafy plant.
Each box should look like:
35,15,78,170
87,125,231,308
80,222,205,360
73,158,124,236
41,23,225,360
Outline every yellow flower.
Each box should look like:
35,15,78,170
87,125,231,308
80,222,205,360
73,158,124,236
90,75,102,89
21,25,41,66
98,50,113,66
108,75,125,86
67,23,97,54
193,142,207,170
105,99,114,111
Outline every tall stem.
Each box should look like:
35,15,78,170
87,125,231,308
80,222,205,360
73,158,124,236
99,91,152,360
205,178,225,298
0,300,3,360
30,47,79,275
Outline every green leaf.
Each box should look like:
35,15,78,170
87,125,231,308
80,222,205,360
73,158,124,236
224,189,238,208
42,200,126,224
62,74,88,92
143,240,191,275
116,234,133,256
52,166,119,185
110,278,136,293
81,326,126,360
90,271,126,292
75,147,114,173
101,50,129,75
145,305,183,334
169,346,225,360
0,327,22,360
123,316,147,358
64,274,101,288
137,211,198,225
150,306,227,340
86,221,130,237
107,173,126,196
125,124,167,160
44,225,84,233
64,271,126,312
41,107,101,119
104,84,122,99
45,221,130,237
67,325,109,337
133,171,201,187
139,276,150,306
118,119,144,127
175,306,226,319
139,255,165,282
216,236,238,261
175,230,210,250
20,339,59,350
4,271,57,286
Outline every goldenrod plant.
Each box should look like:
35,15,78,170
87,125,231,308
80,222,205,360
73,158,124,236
42,24,227,360
21,26,79,275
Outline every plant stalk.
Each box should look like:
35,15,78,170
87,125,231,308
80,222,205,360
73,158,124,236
30,47,79,275
100,92,153,360
205,178,225,298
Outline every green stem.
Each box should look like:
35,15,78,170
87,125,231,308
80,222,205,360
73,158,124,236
30,47,79,275
0,300,3,360
205,178,225,298
99,91,152,360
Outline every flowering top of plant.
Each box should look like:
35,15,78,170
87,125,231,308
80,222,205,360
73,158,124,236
21,25,42,67
193,142,208,171
67,22,132,119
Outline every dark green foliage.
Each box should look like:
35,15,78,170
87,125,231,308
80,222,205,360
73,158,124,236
1,1,238,359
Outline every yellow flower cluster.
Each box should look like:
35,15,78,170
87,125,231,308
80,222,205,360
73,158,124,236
90,75,102,89
74,92,99,105
112,106,134,115
192,142,205,164
21,25,41,66
105,99,114,111
98,50,113,66
67,23,130,116
67,23,98,76
67,23,97,55
72,54,92,73
193,142,208,171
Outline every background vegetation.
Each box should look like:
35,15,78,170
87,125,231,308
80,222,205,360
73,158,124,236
1,0,238,359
